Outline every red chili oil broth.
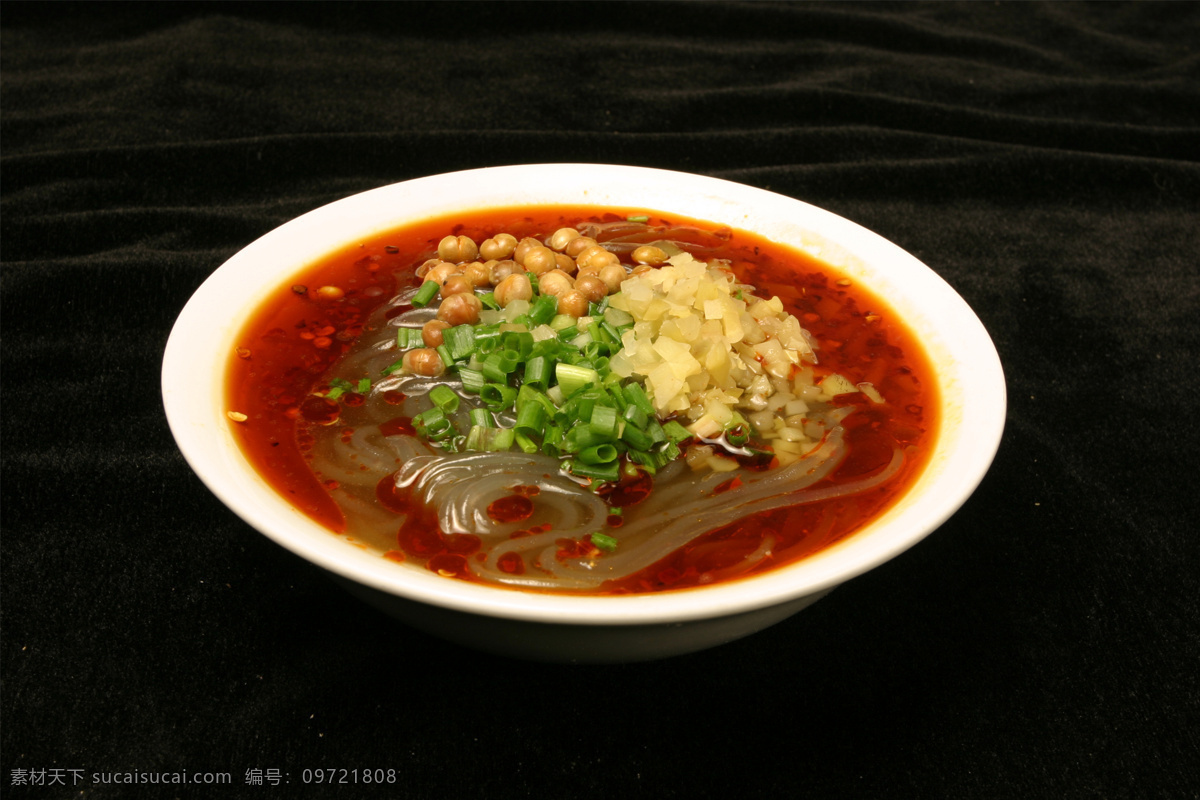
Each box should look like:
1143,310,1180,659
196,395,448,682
225,206,939,594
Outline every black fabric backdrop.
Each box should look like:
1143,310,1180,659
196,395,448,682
2,2,1197,798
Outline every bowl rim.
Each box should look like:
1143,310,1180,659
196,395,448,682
162,163,1005,626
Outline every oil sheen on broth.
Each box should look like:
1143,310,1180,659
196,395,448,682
226,207,938,595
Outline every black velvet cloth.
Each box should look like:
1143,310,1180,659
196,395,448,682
3,2,1197,797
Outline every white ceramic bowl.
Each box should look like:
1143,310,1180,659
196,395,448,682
162,164,1005,663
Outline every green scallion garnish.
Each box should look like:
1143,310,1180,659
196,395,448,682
411,280,440,308
661,420,693,445
590,531,619,552
556,363,599,397
443,325,475,361
429,384,460,413
566,458,620,483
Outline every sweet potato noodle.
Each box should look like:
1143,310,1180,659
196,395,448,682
227,208,937,595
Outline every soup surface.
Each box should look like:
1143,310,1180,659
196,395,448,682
226,207,938,594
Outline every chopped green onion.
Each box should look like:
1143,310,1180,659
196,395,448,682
590,532,618,552
523,356,553,390
429,384,460,413
465,425,486,451
599,320,623,345
323,378,354,399
589,405,619,440
622,382,656,416
501,330,534,357
486,427,515,452
566,459,620,483
515,402,547,439
626,214,649,223
514,431,540,454
469,408,495,428
396,327,421,349
458,367,486,394
543,425,564,457
582,341,610,363
574,395,595,425
480,383,517,411
474,323,502,341
578,443,619,465
482,351,521,383
517,384,557,417
467,425,514,452
556,363,599,397
606,380,627,413
413,406,443,427
627,449,658,474
661,420,693,445
587,320,611,346
620,424,653,451
414,406,454,440
563,424,609,453
603,306,634,328
527,293,559,326
443,325,475,361
530,337,562,358
411,280,440,307
725,422,750,447
622,404,648,431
